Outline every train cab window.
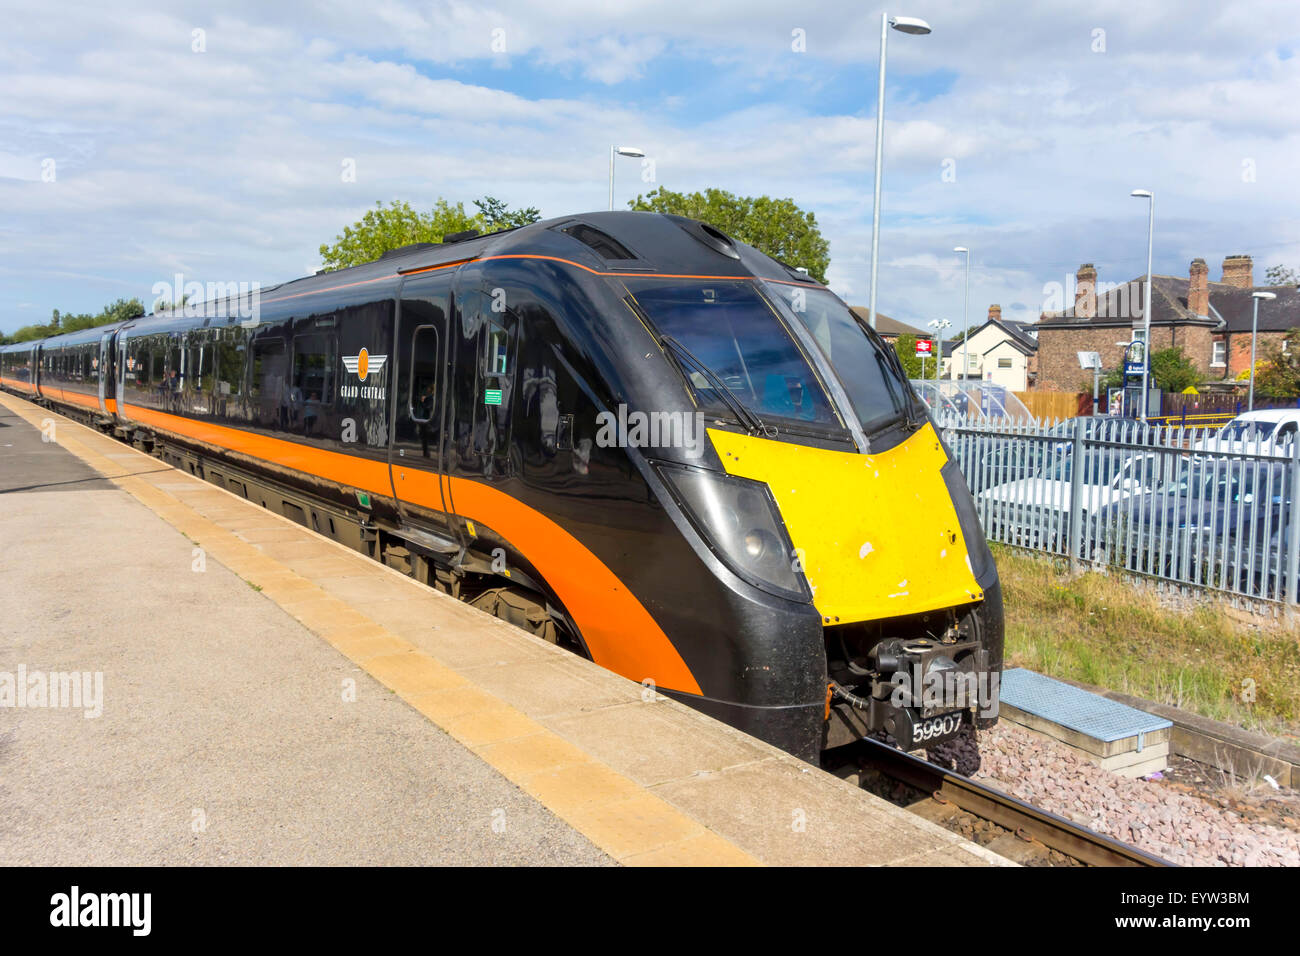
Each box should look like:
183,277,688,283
764,282,912,436
628,279,838,429
409,325,440,423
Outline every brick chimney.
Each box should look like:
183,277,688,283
1222,254,1253,289
1188,258,1209,316
988,304,1002,323
1075,264,1097,319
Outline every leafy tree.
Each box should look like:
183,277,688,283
1254,329,1300,398
627,187,830,283
474,196,541,231
1264,264,1299,287
1,297,143,344
1149,346,1200,392
318,199,477,270
1090,346,1200,395
890,333,936,379
319,196,542,271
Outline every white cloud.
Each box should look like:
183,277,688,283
1,0,1298,332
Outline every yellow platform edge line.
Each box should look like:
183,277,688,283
0,392,760,867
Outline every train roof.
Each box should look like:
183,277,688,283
5,211,825,350
249,210,818,303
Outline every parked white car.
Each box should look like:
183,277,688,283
1192,409,1300,458
976,449,1160,550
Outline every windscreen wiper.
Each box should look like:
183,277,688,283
660,334,767,436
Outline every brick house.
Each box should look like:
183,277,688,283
847,308,927,345
1035,255,1300,391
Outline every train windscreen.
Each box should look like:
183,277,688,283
627,279,840,430
763,283,912,436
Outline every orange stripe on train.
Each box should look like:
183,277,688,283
121,402,701,695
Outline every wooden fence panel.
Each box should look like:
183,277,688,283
1015,391,1082,421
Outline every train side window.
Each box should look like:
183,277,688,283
167,344,183,391
409,325,440,423
134,343,150,390
151,349,166,385
213,332,244,398
249,337,286,401
292,333,335,404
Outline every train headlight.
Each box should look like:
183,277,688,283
654,462,812,603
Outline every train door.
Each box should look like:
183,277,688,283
97,330,113,414
390,272,456,540
469,279,519,479
115,333,129,417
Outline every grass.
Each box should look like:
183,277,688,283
993,543,1300,739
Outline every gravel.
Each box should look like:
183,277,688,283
933,723,1300,866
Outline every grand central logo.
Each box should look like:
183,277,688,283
341,348,388,399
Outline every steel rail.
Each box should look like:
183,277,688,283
825,736,1174,868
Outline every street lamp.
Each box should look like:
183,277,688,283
1249,291,1278,411
866,12,932,331
953,246,970,381
1131,189,1154,420
608,146,645,211
928,318,951,384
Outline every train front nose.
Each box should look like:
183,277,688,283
703,423,1004,752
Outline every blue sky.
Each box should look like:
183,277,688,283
2,0,1298,336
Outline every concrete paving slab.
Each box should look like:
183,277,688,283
0,436,612,865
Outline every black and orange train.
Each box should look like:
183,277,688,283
0,211,1002,760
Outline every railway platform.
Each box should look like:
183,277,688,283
0,391,1011,867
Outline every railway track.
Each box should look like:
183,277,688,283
824,736,1174,867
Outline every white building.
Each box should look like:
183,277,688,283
939,306,1038,391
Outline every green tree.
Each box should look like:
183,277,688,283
627,187,830,283
474,196,541,231
1254,329,1300,398
319,196,543,271
318,199,478,270
1149,346,1200,392
1090,346,1201,395
890,333,935,379
1,297,143,345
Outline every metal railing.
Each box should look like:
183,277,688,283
943,416,1300,606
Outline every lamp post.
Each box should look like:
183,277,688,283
866,13,932,331
608,146,645,211
1249,291,1278,411
953,245,970,380
928,318,951,384
1130,189,1154,420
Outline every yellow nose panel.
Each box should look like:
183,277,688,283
708,423,983,622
